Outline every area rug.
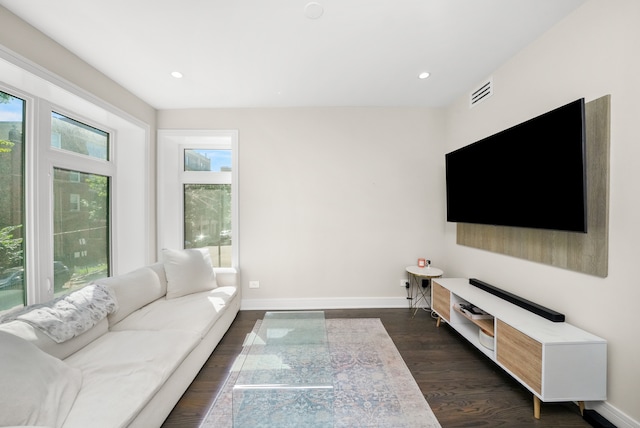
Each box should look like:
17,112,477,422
200,318,441,428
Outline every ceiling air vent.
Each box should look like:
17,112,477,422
470,78,493,108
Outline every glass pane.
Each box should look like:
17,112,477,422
184,149,231,172
0,92,26,311
53,168,109,294
184,184,231,267
51,112,109,160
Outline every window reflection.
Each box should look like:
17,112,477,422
184,149,231,172
184,184,231,267
53,168,109,294
51,112,109,160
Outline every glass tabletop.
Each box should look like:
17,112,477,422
232,311,333,427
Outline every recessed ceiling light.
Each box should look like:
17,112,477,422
171,71,183,79
305,2,324,19
418,71,430,79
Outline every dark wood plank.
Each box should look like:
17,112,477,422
162,308,590,427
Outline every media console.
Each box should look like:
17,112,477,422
432,278,607,419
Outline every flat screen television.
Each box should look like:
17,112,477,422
445,98,587,233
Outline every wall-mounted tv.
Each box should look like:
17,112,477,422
445,98,587,233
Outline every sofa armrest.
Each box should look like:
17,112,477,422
214,268,238,287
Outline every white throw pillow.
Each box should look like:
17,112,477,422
162,248,218,299
0,331,83,428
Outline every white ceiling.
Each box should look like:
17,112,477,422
0,0,585,110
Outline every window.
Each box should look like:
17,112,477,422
181,147,234,268
184,183,231,267
54,169,109,295
0,91,25,311
183,149,233,266
47,113,112,296
69,193,80,211
158,130,238,269
1,46,150,311
184,149,232,172
1,79,123,310
51,112,109,160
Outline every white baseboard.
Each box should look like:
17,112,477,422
588,401,640,428
241,296,412,311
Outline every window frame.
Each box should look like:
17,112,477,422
36,102,116,302
157,130,239,270
0,86,30,308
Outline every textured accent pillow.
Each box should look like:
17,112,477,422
0,331,83,428
162,248,217,299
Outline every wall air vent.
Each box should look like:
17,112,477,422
470,78,493,108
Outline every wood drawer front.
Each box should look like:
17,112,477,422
432,281,450,321
496,320,542,395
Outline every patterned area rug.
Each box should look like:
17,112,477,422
200,318,441,428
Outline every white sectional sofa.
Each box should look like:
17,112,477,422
0,248,240,428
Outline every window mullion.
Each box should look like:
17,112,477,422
181,171,232,185
29,99,55,303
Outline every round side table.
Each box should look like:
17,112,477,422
405,266,443,317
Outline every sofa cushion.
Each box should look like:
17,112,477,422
0,331,82,428
93,265,166,326
110,286,237,338
63,329,200,428
162,248,217,299
0,318,108,360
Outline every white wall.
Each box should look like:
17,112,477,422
0,7,155,127
443,0,639,425
158,107,446,308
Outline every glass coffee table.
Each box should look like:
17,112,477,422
232,311,333,427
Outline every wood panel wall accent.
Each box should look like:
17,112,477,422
456,95,610,277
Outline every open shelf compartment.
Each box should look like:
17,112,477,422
452,302,494,336
449,295,496,358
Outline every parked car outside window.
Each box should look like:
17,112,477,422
0,267,23,290
0,261,71,292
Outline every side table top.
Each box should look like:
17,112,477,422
406,265,443,277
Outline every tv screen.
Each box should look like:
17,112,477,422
445,98,587,233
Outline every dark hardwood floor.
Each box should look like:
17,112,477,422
162,308,591,427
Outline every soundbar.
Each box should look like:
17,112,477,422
469,278,565,322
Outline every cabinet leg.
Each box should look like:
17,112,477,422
533,395,541,419
436,316,441,327
578,401,585,416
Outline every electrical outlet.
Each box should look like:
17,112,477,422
400,279,408,287
249,281,260,289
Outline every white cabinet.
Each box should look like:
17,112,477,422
432,278,607,419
